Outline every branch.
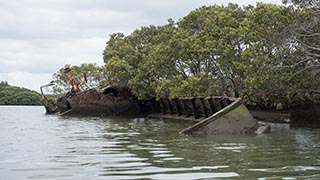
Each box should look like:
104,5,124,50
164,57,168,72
288,64,320,80
306,51,320,58
294,37,320,52
277,58,311,68
294,31,320,37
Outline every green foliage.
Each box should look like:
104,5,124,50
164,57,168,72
100,2,320,107
155,75,218,98
103,4,254,99
52,63,106,93
0,82,42,105
103,22,178,99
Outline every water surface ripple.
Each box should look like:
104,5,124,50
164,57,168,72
0,106,319,179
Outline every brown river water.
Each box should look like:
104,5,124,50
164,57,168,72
0,106,319,180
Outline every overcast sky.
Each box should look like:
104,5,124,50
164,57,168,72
0,0,281,91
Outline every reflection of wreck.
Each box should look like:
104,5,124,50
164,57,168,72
41,67,270,134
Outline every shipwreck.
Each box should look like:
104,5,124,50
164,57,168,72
41,67,143,117
41,67,270,135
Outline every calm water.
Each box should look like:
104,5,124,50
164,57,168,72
0,106,320,180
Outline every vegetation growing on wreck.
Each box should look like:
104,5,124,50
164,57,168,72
0,81,42,105
101,2,320,108
51,63,107,94
52,1,320,109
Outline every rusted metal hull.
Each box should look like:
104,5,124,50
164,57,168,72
64,95,141,117
42,86,143,117
147,97,270,135
42,99,59,114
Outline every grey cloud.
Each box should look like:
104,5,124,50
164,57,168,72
0,0,282,91
0,7,133,40
0,0,223,41
0,38,105,75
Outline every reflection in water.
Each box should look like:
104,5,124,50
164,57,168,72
0,106,319,179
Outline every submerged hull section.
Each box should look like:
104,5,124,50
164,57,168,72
180,99,261,134
147,97,270,135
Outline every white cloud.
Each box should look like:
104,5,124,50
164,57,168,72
0,72,53,92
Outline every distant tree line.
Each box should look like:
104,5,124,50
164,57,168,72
0,81,42,105
53,1,320,109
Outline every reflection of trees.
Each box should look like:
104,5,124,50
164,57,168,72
293,127,320,164
99,120,320,179
99,119,240,178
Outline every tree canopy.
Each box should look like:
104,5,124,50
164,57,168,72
51,2,320,109
102,3,320,108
